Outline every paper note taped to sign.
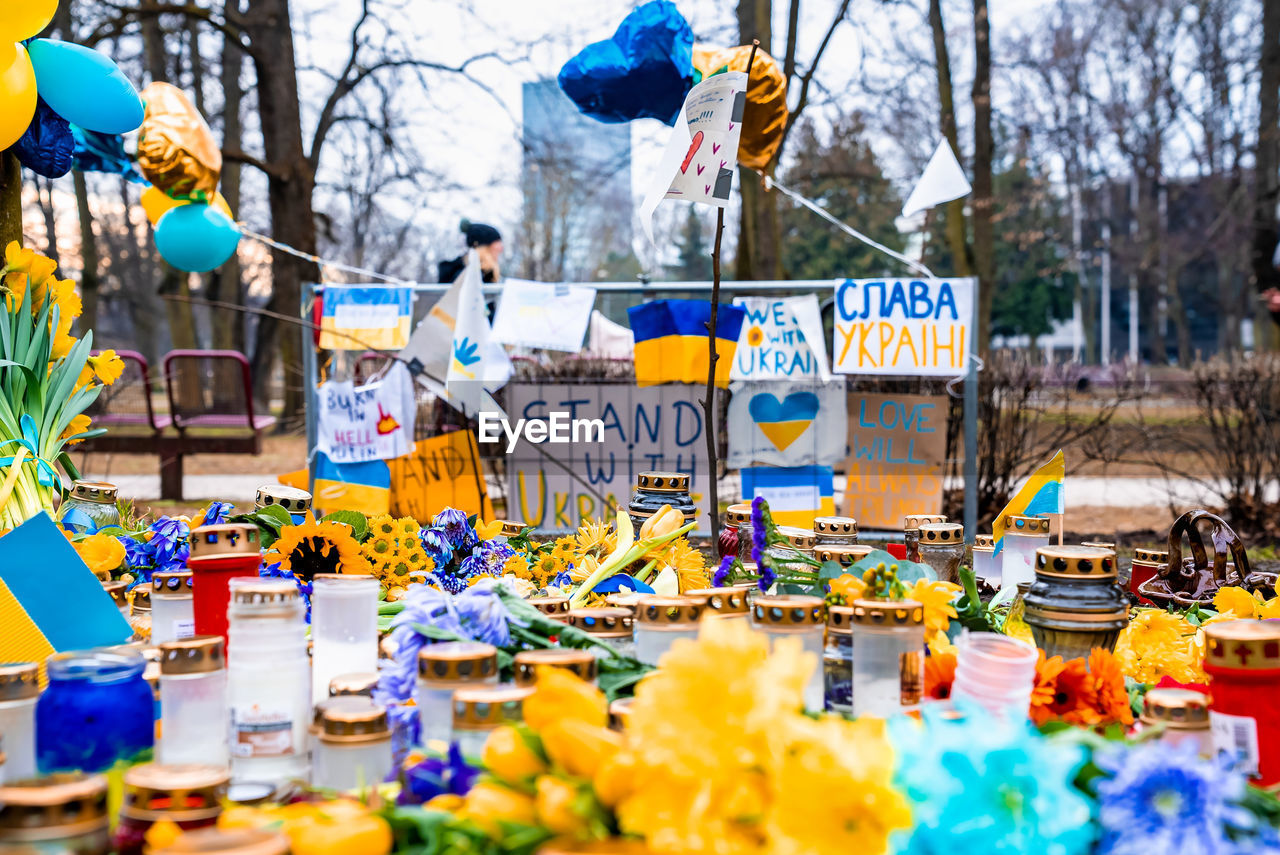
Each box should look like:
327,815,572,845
841,393,948,529
832,278,974,377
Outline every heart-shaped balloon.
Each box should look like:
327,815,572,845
557,0,694,125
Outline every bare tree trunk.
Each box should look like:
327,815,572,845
929,0,972,277
72,171,101,334
1254,0,1280,337
971,0,995,354
734,0,781,281
213,0,245,356
245,0,318,427
0,153,20,247
37,178,59,267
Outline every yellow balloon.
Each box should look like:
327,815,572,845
141,185,233,226
0,0,57,42
0,43,37,152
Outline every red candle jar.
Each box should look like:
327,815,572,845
1129,547,1168,606
1203,619,1280,789
188,523,262,642
719,503,751,563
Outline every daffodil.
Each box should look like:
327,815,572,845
84,350,124,386
73,533,125,578
1213,585,1261,618
59,413,92,445
906,578,962,635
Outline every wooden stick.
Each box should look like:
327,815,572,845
703,39,760,558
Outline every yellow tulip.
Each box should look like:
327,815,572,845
639,504,682,540
522,667,608,730
423,793,465,812
592,751,637,808
288,808,392,855
459,783,538,836
535,775,587,836
74,534,125,576
541,718,623,779
482,725,548,784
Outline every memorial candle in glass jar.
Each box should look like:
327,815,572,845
849,598,925,718
451,687,532,756
813,516,859,545
971,534,998,586
566,608,635,657
310,574,379,707
0,663,39,781
113,763,228,855
37,649,154,773
158,635,229,767
917,522,964,584
0,773,110,855
751,595,826,713
312,698,392,792
1000,514,1051,588
633,596,703,667
513,648,598,687
1203,619,1280,788
151,571,195,645
416,642,499,746
188,524,262,644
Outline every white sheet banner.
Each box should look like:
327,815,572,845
731,294,832,381
491,280,597,351
316,362,416,464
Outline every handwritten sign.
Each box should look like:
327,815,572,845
841,393,948,529
832,278,974,376
389,431,493,522
505,382,710,533
731,294,831,380
315,363,415,464
726,379,847,468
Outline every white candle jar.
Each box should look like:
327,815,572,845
813,516,859,546
527,596,570,623
151,571,196,645
1000,515,1052,588
850,598,925,718
0,663,39,781
918,523,965,584
159,635,229,767
972,535,998,586
451,686,532,756
226,580,310,787
752,595,826,713
566,608,635,657
310,575,380,707
633,596,704,667
513,648,599,687
312,698,392,792
1140,688,1214,757
415,642,499,747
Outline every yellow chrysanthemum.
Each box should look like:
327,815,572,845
657,537,709,592
575,519,616,558
829,573,867,603
60,413,92,445
551,536,577,563
503,553,530,580
361,517,429,588
1213,586,1261,618
400,518,420,537
905,578,962,635
1114,607,1204,684
264,513,370,581
370,515,398,538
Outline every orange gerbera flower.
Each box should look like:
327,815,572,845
924,651,956,700
1088,648,1134,725
1029,651,1064,723
1047,658,1101,726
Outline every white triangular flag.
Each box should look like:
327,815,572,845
902,139,972,217
445,250,493,417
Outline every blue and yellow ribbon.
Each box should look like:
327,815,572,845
0,415,59,487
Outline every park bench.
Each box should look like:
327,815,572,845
79,350,172,449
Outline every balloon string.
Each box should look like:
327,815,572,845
236,226,417,286
760,174,937,279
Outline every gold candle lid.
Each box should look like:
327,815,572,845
452,686,533,730
635,595,703,628
1005,515,1051,535
529,596,570,621
0,773,108,839
850,598,925,628
919,522,964,544
813,544,874,566
903,514,947,530
131,587,152,612
683,587,750,615
0,662,38,701
1082,541,1116,550
417,641,499,684
329,672,378,697
72,480,117,504
189,523,260,558
498,520,527,537
813,516,858,537
1203,620,1280,671
973,534,995,550
725,503,753,526
608,697,634,731
604,592,644,613
152,827,291,855
1141,688,1210,730
159,635,225,675
566,608,634,637
751,595,825,629
255,485,311,514
319,698,389,743
635,471,689,492
153,570,194,596
102,579,128,607
1133,547,1169,564
827,605,855,635
776,526,816,550
121,763,230,822
228,579,300,607
514,648,598,686
1035,545,1117,578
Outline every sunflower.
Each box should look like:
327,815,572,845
265,513,370,581
657,538,709,592
746,325,764,347
575,520,616,559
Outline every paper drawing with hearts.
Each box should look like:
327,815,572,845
726,379,847,468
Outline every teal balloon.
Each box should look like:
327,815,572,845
155,204,241,273
28,39,144,134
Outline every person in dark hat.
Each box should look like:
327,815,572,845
437,219,503,284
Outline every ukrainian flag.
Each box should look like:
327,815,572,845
319,285,413,351
312,453,392,517
992,449,1065,554
629,300,746,387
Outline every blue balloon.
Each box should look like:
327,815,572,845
15,98,73,178
28,39,144,135
155,203,240,273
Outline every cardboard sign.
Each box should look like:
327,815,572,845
505,382,710,533
726,380,847,468
491,280,597,351
388,431,493,522
832,278,975,376
731,295,831,381
319,285,413,351
841,393,948,529
739,465,835,529
315,363,416,464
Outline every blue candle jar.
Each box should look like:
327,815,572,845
37,648,155,773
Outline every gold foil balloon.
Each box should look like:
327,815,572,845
692,44,788,171
0,43,37,151
136,81,221,201
1,0,57,42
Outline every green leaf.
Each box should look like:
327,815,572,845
254,503,295,528
323,510,369,540
817,560,845,581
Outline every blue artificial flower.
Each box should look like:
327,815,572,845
454,579,527,647
432,508,478,553
714,554,735,587
550,570,572,589
399,742,480,804
1094,741,1254,855
197,501,234,527
428,571,468,594
460,540,514,579
889,702,1095,855
120,536,152,580
147,517,191,573
420,527,455,568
